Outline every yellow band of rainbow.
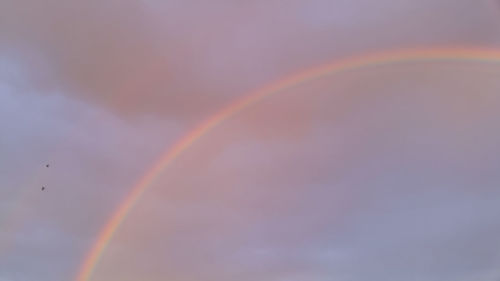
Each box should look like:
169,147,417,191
75,46,500,281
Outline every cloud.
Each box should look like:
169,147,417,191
0,69,180,280
2,1,500,281
1,0,500,121
90,60,500,280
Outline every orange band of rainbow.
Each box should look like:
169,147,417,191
75,46,500,281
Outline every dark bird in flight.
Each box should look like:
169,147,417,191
41,186,45,191
46,164,49,168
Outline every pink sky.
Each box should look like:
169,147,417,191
2,1,500,280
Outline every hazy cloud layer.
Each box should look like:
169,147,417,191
0,64,179,280
94,62,500,281
2,1,500,281
2,0,500,120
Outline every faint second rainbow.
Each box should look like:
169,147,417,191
75,46,500,281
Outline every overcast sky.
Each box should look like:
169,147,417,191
2,1,500,280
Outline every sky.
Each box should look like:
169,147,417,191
2,0,500,280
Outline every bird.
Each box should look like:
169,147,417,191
41,186,45,191
46,164,49,168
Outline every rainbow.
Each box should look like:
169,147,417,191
75,46,500,281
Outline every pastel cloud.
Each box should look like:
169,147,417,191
2,1,500,281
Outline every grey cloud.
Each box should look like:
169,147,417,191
1,0,500,121
89,61,500,280
3,1,500,281
0,71,179,280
